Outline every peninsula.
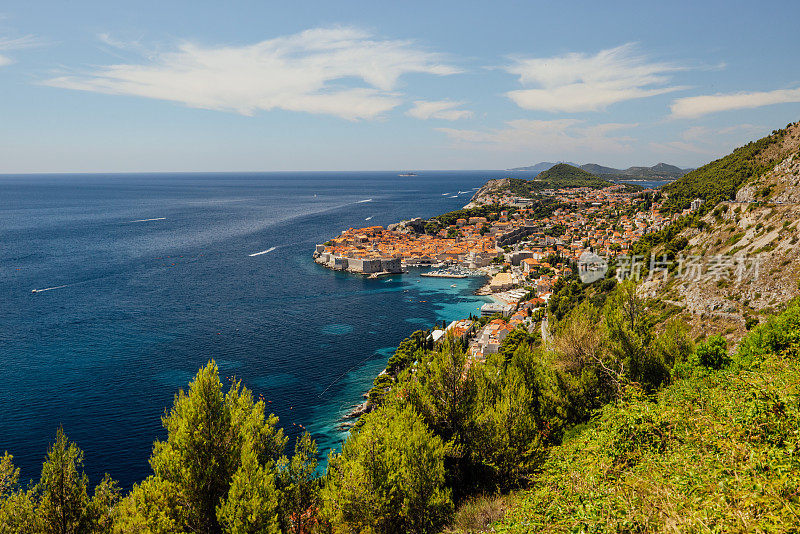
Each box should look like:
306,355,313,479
314,164,694,371
313,164,684,298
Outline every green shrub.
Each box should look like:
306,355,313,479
446,494,509,533
737,299,800,366
322,404,452,533
695,334,728,369
607,397,672,468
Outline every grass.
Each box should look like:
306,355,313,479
492,301,800,533
445,494,512,533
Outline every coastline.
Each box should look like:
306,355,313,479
2,170,498,488
336,269,497,426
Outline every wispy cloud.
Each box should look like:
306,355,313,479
650,123,766,155
436,119,637,154
406,100,472,120
0,34,41,66
43,27,461,120
670,87,800,119
504,43,686,113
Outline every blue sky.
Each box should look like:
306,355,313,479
1,0,799,172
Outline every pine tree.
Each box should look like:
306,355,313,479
277,432,320,534
115,360,286,533
0,452,38,533
36,427,91,534
322,404,452,534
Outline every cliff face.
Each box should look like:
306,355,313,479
464,178,510,208
643,133,800,343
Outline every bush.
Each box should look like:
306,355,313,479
695,335,728,369
322,404,452,534
446,494,508,533
737,299,800,366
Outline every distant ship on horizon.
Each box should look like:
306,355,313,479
398,171,417,176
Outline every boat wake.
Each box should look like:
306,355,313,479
129,217,166,223
31,284,70,293
356,198,373,203
249,246,277,257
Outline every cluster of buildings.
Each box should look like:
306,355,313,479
315,182,681,365
426,294,545,362
468,297,545,361
314,184,676,277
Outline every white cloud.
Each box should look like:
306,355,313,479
436,119,637,154
406,100,472,120
670,88,800,119
0,34,41,66
504,43,686,113
650,123,767,156
43,27,461,120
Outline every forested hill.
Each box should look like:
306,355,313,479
631,120,800,346
508,163,612,197
496,299,800,532
661,121,800,212
509,161,689,180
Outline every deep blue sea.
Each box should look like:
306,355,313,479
0,171,504,489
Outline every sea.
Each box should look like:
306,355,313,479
0,171,670,489
0,171,504,489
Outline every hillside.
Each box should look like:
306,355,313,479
465,164,614,206
494,300,800,532
508,164,612,197
661,122,800,211
584,162,689,180
508,162,689,180
479,120,800,533
580,163,624,175
638,120,800,343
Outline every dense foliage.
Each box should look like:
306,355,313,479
497,300,800,533
321,404,452,534
661,125,792,212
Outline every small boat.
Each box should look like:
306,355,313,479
451,284,457,287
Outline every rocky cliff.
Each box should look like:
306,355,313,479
642,121,800,343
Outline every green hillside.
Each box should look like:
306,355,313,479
509,163,612,197
661,121,800,212
495,300,800,533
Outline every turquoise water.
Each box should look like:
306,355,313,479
304,272,491,450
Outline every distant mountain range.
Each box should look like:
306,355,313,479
509,161,692,180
